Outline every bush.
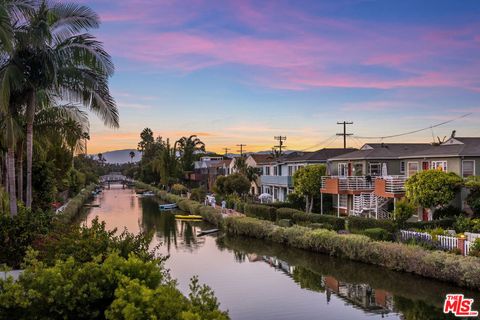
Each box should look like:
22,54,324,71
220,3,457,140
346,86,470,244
278,219,293,228
190,187,207,202
469,238,480,257
347,216,396,233
171,183,187,195
433,205,463,220
56,184,96,223
393,198,416,226
244,204,276,221
404,218,456,231
198,206,224,227
275,208,345,231
308,223,333,230
223,216,480,289
361,228,393,241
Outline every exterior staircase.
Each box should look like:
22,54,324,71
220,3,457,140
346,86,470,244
352,192,392,219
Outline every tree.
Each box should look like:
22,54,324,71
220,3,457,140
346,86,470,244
393,198,416,225
213,173,250,196
0,1,118,209
137,128,154,155
293,165,326,213
129,151,135,163
405,170,463,211
175,135,205,172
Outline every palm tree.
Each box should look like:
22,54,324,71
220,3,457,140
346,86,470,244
0,1,118,208
129,151,135,163
174,135,205,172
0,0,33,52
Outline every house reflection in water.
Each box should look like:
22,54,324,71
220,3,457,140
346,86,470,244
253,255,394,316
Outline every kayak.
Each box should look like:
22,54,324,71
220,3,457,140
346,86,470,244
197,229,219,236
175,215,202,220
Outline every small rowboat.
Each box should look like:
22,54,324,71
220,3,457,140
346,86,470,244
197,229,219,236
159,203,177,210
175,214,202,220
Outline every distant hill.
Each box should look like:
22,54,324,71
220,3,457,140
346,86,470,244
93,149,142,164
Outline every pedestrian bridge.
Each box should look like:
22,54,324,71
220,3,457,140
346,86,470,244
100,173,134,188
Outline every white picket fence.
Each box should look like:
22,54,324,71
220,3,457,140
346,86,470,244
464,232,480,242
400,230,474,256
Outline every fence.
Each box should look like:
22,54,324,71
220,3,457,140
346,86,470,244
400,230,474,256
465,232,480,242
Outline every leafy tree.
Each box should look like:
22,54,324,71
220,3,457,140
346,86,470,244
175,135,205,172
405,170,463,210
394,198,416,225
293,165,326,213
224,173,250,196
465,176,480,216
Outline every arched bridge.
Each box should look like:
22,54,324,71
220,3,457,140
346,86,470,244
100,173,134,188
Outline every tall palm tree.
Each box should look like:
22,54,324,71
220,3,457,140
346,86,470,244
174,135,205,172
0,0,34,52
129,151,135,163
0,1,118,208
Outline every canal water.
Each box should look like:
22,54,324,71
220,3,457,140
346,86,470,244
82,186,479,320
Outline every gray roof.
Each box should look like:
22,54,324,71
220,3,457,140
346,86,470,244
261,148,357,164
403,137,480,158
329,143,431,161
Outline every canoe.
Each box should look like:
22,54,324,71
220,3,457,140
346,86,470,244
175,215,202,220
159,203,177,210
197,229,219,236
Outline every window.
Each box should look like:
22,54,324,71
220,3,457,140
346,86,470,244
462,160,475,177
265,166,270,175
431,161,448,172
288,166,293,176
407,162,419,177
353,163,364,176
369,163,382,176
400,161,406,174
273,166,278,176
338,163,348,177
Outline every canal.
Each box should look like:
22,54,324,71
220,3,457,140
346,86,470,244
82,186,479,320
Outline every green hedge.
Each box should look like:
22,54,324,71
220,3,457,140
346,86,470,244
347,216,396,233
361,228,393,241
403,218,456,230
56,184,96,224
244,204,276,221
224,217,480,289
276,208,345,231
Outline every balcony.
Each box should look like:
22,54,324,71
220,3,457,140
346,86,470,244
374,176,406,198
321,176,374,194
260,175,293,187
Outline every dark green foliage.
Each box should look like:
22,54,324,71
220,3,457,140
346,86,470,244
347,216,396,233
394,198,416,227
404,218,456,231
276,208,345,231
469,239,480,257
32,160,57,211
0,208,52,268
214,174,250,196
244,204,277,221
278,219,293,228
308,223,333,230
361,228,393,241
433,205,463,220
190,187,207,202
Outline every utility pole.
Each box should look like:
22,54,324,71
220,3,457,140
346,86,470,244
236,144,247,156
274,136,287,155
336,121,353,149
223,147,230,156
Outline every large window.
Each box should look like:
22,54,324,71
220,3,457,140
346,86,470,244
264,166,271,175
431,161,448,172
288,166,293,176
369,163,382,176
400,161,406,174
338,163,348,177
273,166,278,176
407,162,419,177
353,163,364,176
462,160,475,177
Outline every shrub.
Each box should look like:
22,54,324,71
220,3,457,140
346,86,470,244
244,204,276,221
171,183,187,195
276,208,345,230
468,238,480,257
56,184,96,224
347,216,396,233
190,187,207,202
393,198,416,226
433,205,463,220
308,223,333,230
198,206,224,227
404,218,456,231
278,219,293,228
361,228,393,241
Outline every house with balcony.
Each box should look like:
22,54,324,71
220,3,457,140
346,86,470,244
245,153,274,195
321,143,430,218
260,148,356,202
187,156,232,190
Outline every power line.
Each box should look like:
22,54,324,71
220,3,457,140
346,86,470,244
336,121,353,149
236,144,247,156
223,147,230,155
299,134,337,151
274,136,287,155
355,113,472,140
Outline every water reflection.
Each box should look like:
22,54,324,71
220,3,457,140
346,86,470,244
84,186,478,320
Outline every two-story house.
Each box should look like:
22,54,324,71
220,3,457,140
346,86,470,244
188,156,232,190
259,148,356,202
321,143,430,218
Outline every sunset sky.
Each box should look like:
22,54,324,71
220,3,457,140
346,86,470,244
83,0,480,154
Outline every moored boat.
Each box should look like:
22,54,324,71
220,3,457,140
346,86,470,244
175,214,202,220
159,203,178,210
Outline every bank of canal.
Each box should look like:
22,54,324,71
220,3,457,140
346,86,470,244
82,185,479,320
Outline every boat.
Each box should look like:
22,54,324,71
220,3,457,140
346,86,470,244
197,229,219,236
143,191,155,196
175,214,202,220
159,203,178,210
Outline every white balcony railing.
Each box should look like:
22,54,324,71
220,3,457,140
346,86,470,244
380,175,407,193
321,176,374,191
